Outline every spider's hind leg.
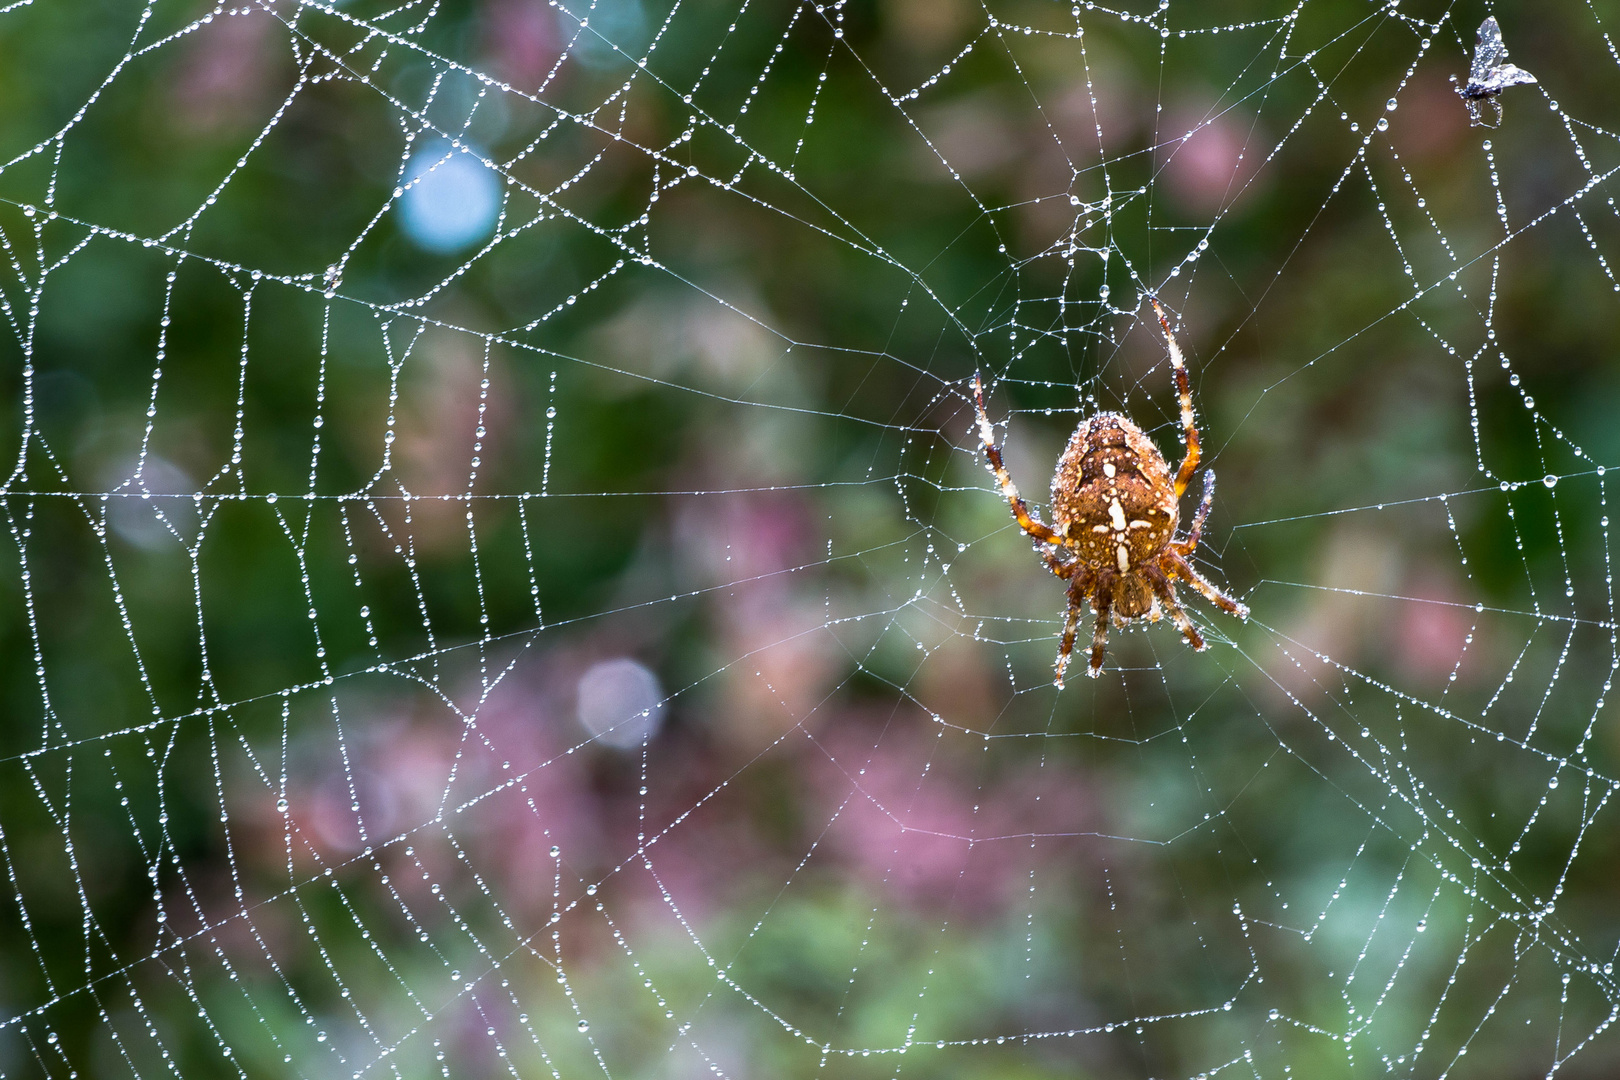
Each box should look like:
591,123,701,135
1144,563,1205,652
1052,566,1094,687
1085,570,1116,678
1167,551,1250,620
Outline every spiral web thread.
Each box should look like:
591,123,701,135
1,0,1619,1077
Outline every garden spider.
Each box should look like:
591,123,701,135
972,299,1249,685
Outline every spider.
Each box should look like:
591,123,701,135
972,299,1249,685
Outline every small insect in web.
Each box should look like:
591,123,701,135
971,300,1249,685
1452,16,1537,128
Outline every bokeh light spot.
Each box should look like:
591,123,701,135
576,658,666,749
397,140,501,254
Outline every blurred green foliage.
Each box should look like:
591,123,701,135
0,0,1618,1077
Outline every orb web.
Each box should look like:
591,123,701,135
0,1,1617,1077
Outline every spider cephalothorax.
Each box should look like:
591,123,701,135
972,299,1249,685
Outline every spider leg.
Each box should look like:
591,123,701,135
972,375,1065,546
1085,570,1116,678
1148,299,1201,499
1166,551,1250,619
1174,468,1216,556
1042,545,1079,579
1052,567,1094,687
1144,562,1206,652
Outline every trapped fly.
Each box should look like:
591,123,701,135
1452,16,1537,127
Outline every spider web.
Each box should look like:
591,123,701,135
0,0,1618,1076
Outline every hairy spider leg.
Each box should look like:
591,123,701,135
1149,299,1201,499
1042,547,1079,579
1086,569,1116,678
1053,565,1096,687
1143,562,1206,652
1167,551,1250,619
972,374,1064,547
1175,469,1217,556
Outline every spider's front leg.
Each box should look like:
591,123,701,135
972,375,1064,547
1148,299,1202,500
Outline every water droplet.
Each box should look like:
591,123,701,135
550,845,561,858
577,1020,590,1033
1543,474,1558,488
276,798,289,813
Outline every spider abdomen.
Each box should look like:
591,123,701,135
1049,413,1179,580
